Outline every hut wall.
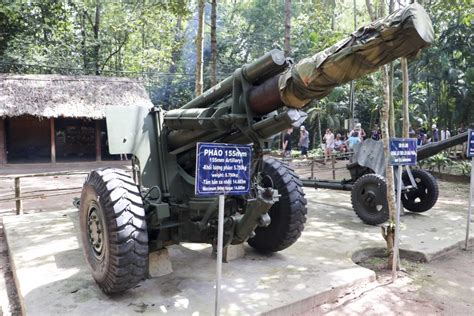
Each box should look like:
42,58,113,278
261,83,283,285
55,118,96,160
6,116,50,162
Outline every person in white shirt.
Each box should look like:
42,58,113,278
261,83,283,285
323,129,335,163
440,127,451,141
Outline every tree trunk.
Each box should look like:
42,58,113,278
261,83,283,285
389,63,395,136
195,0,205,96
93,0,101,75
349,0,357,120
365,0,376,21
284,0,291,57
366,0,397,270
163,16,183,108
381,65,397,269
317,114,322,148
401,57,410,138
331,0,337,31
210,0,217,87
388,0,395,136
81,10,88,74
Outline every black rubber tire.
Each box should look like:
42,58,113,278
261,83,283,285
247,157,307,253
351,174,389,225
401,169,439,213
79,168,148,294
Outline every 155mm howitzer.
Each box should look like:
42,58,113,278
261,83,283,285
78,3,434,293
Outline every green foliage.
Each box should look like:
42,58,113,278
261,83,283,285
0,0,471,127
420,153,453,173
453,160,472,177
308,148,324,159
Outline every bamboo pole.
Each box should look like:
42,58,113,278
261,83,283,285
331,154,336,180
14,177,22,215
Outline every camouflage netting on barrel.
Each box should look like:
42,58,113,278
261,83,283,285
279,3,434,109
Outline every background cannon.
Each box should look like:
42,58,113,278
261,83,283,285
78,3,434,293
302,132,469,225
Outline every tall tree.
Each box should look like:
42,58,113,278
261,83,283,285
210,0,218,87
92,0,101,75
401,57,410,137
388,0,395,136
195,0,205,96
365,0,398,271
284,0,291,57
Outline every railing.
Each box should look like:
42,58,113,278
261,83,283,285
0,171,89,215
280,151,353,180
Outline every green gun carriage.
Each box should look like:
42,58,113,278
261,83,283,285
78,4,435,293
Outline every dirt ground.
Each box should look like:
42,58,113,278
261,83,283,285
0,161,473,315
313,248,473,315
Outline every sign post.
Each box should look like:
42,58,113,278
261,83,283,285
195,142,252,315
389,138,417,281
465,129,474,250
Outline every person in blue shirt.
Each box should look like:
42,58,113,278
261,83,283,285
346,131,361,150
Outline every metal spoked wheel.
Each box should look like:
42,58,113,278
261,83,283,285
351,174,389,225
401,169,439,213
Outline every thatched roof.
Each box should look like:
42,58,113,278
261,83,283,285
0,74,154,119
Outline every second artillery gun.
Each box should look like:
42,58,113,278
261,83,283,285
303,132,469,225
78,3,434,293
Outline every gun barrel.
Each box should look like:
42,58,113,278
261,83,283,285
165,3,434,160
180,49,287,110
417,132,468,160
183,3,433,118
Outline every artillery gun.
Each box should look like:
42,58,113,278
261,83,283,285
302,132,469,225
78,3,434,293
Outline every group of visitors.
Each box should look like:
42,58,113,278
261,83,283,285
416,124,451,146
282,121,456,160
322,123,375,162
283,126,310,159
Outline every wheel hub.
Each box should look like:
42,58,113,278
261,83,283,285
87,204,105,261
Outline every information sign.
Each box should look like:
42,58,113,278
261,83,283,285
467,129,474,158
389,138,417,166
195,143,252,196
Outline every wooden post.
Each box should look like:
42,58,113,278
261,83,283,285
0,118,6,164
95,120,102,161
15,177,23,215
311,159,315,179
50,118,56,163
331,154,336,180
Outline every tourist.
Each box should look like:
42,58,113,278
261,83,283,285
323,128,335,163
334,133,347,154
431,124,439,142
351,123,366,141
283,128,293,158
441,127,451,141
371,124,381,141
298,125,309,158
346,131,361,151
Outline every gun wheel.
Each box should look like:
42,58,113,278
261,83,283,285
79,168,148,294
351,174,389,225
401,169,438,213
248,157,307,253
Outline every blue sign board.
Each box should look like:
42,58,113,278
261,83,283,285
195,143,252,196
389,138,417,166
468,129,474,158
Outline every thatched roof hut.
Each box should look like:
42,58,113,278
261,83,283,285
0,74,153,119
